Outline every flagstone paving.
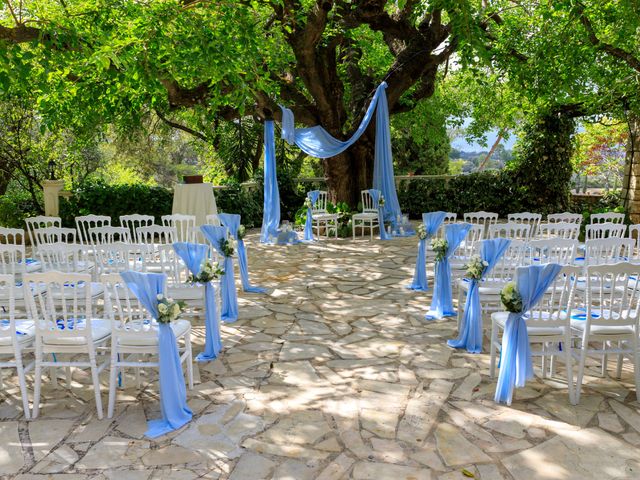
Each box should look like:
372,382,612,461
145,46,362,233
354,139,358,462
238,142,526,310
2,232,640,479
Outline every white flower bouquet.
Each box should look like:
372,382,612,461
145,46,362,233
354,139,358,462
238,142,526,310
500,282,523,313
187,260,224,284
431,238,448,263
417,223,428,240
304,197,313,209
378,194,385,208
156,294,186,324
464,254,489,280
237,224,246,240
220,236,235,257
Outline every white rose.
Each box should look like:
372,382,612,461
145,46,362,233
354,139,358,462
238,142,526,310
172,303,181,316
158,303,168,313
156,294,164,301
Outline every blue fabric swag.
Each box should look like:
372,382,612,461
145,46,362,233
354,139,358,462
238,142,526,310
218,213,267,294
119,271,192,438
173,242,222,361
427,223,473,320
408,211,447,291
304,190,321,242
260,120,280,243
448,238,511,353
494,263,562,405
200,225,239,322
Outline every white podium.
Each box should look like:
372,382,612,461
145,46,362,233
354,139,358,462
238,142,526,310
172,183,218,227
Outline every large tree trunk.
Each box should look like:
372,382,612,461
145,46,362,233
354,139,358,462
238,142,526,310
622,114,640,222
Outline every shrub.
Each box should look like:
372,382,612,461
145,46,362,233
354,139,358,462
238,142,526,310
0,188,42,228
214,181,262,228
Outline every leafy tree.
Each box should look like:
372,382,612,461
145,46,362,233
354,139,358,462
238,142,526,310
574,120,627,191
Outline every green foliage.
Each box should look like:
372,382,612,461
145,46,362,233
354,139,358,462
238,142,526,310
214,182,262,229
0,188,42,228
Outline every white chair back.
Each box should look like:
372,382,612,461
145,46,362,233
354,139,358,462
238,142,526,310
529,239,578,265
24,216,61,248
538,221,580,240
0,244,27,276
94,243,150,275
205,214,221,226
507,212,542,239
136,225,176,246
119,214,154,237
161,214,196,243
34,227,77,246
584,238,634,266
527,264,580,329
585,262,640,329
0,274,19,344
444,212,457,224
590,212,625,224
455,224,484,259
486,240,528,281
0,228,26,246
37,244,91,273
585,223,626,240
311,191,330,214
75,215,111,245
88,226,132,245
463,211,498,237
360,190,377,214
629,224,640,259
488,222,531,241
547,212,582,225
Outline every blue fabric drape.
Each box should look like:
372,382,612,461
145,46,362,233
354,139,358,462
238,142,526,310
448,238,511,353
280,82,401,225
427,223,472,320
494,263,562,405
200,225,238,322
218,213,266,294
260,121,280,243
304,190,321,242
408,211,447,291
368,189,390,240
172,242,222,361
119,271,192,438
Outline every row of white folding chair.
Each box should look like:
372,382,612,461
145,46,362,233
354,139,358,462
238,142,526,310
9,271,195,419
591,212,625,224
548,212,583,224
585,222,626,240
489,262,640,404
537,222,580,240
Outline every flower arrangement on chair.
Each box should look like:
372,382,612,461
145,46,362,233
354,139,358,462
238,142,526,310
237,225,246,240
219,236,235,257
303,197,313,209
378,194,385,208
417,223,428,240
431,238,448,262
187,260,224,284
500,282,523,313
156,294,186,324
464,254,489,280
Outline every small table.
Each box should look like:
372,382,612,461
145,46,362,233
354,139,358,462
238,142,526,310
172,183,218,227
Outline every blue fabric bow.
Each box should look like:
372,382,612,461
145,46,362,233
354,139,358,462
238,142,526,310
368,189,391,240
260,120,280,243
408,211,447,291
494,263,562,405
173,242,222,361
218,213,266,294
427,223,472,320
304,191,321,242
200,225,238,322
448,238,511,353
119,271,192,438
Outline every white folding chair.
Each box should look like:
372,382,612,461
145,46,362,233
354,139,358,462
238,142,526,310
24,271,111,419
161,214,196,243
136,225,176,246
101,273,193,418
488,222,531,241
119,214,154,239
37,244,94,275
585,223,626,240
34,227,77,246
583,238,634,266
463,211,498,238
538,221,580,240
528,239,578,265
490,264,580,403
310,191,339,238
548,212,583,225
24,216,61,251
0,274,35,418
573,262,640,404
451,224,484,281
75,215,111,245
507,212,542,239
590,212,625,224
205,214,221,226
0,243,40,282
0,227,26,246
88,226,132,245
352,190,379,240
94,243,150,276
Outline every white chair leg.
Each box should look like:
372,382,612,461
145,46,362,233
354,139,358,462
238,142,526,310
89,350,103,420
564,334,575,405
66,365,72,388
15,353,30,420
352,221,355,240
541,345,547,379
633,334,640,403
185,331,194,389
108,350,118,418
616,341,624,378
575,346,587,405
33,349,42,419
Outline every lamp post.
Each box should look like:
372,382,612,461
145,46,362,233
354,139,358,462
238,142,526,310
48,159,56,180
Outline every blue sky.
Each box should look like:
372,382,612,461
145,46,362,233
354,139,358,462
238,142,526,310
452,129,518,152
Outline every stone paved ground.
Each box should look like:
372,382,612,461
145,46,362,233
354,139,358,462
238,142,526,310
2,232,640,479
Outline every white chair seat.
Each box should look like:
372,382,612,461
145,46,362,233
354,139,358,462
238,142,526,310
313,213,339,220
459,279,507,295
43,318,111,346
117,319,191,346
167,285,204,301
352,212,378,220
493,311,566,336
570,320,635,336
50,282,104,300
0,320,36,346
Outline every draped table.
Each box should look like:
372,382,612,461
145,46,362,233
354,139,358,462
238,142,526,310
172,183,219,226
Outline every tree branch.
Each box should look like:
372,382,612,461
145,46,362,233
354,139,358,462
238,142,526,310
154,109,209,142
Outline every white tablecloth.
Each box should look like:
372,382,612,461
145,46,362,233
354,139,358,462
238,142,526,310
172,183,218,227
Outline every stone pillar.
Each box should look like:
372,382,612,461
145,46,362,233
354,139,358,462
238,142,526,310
42,180,66,216
622,115,640,222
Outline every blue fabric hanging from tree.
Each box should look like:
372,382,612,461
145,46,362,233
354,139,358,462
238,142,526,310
273,82,403,232
260,121,280,243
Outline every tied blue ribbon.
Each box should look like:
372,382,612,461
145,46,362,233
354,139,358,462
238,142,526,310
304,190,321,242
201,225,238,322
494,263,562,405
427,223,473,320
368,189,390,240
448,238,511,353
173,242,222,361
218,213,267,294
570,308,601,321
119,271,192,438
407,211,447,291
